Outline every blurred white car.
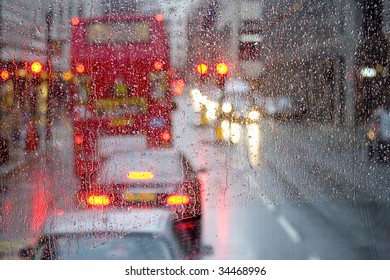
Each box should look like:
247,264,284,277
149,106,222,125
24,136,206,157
19,209,187,260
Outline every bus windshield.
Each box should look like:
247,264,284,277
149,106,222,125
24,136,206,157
86,21,151,45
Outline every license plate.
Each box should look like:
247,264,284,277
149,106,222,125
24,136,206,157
124,193,157,202
110,117,133,126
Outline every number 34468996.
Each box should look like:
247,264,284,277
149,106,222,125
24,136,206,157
218,266,266,276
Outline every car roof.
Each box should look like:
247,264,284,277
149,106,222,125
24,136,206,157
224,79,250,94
97,149,188,185
43,209,173,236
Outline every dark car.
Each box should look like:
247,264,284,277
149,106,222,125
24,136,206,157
274,96,307,121
77,149,203,247
367,108,390,162
19,209,189,260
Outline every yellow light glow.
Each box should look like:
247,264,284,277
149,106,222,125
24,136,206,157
128,171,154,180
18,69,27,77
31,62,43,74
367,130,375,141
63,71,73,81
216,63,228,75
1,70,10,80
197,63,208,75
87,195,110,206
167,195,190,205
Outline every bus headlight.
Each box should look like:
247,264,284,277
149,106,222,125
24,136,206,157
206,101,218,111
201,95,209,105
222,102,232,113
248,110,260,121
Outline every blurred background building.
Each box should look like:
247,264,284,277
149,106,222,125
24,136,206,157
262,0,388,128
187,0,389,129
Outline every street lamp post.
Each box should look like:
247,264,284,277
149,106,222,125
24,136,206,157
45,10,53,149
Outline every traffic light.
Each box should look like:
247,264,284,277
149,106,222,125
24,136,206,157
196,63,208,84
216,62,228,89
196,63,208,75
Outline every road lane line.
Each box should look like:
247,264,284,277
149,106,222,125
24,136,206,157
277,215,301,244
248,173,276,211
264,203,276,212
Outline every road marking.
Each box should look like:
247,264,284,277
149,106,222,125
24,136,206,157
277,215,301,244
264,203,276,212
248,173,276,211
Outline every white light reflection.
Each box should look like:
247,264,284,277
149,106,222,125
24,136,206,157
230,122,242,144
221,120,230,141
246,123,261,166
190,88,203,112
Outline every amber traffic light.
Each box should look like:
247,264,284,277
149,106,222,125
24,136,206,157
216,63,228,76
216,62,228,89
196,63,208,75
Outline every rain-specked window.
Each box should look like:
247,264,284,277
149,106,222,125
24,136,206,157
0,0,390,272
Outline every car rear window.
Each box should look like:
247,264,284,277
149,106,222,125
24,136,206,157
54,233,173,260
97,152,184,184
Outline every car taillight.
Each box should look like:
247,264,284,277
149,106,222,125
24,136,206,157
87,195,110,206
75,134,83,145
166,195,190,205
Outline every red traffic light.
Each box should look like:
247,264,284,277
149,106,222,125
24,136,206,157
196,63,208,75
31,61,43,74
216,63,228,75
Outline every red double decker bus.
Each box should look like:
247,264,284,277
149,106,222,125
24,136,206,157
70,14,174,179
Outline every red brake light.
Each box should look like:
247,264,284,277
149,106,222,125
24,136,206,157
87,195,110,206
75,134,83,145
162,131,171,141
1,70,10,81
167,195,190,205
172,79,185,96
